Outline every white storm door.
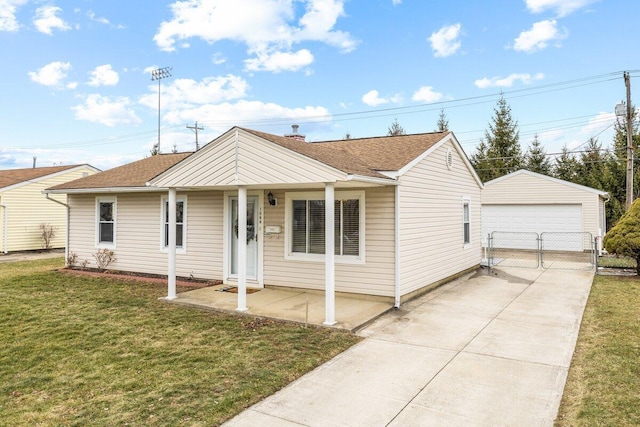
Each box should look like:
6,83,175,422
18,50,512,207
230,196,258,279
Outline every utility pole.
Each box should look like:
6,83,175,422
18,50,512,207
625,71,634,211
187,121,204,150
151,67,172,154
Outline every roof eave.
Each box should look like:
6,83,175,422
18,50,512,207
44,186,171,195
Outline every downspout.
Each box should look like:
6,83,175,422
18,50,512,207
394,184,400,308
45,193,69,264
0,204,7,254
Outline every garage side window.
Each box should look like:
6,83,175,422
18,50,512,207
463,197,471,247
162,198,186,250
96,197,116,247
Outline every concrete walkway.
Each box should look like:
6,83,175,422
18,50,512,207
223,266,594,427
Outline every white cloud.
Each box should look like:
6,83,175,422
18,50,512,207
139,74,250,110
33,5,71,35
28,61,74,88
72,94,142,127
392,0,402,5
428,23,462,58
362,90,388,107
474,72,545,88
412,86,443,103
244,49,314,72
162,100,331,128
211,52,226,65
88,64,119,87
0,0,28,32
153,0,355,72
525,0,598,17
513,19,567,53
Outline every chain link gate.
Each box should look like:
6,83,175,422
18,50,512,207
488,231,596,271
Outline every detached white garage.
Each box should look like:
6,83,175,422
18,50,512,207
482,170,608,251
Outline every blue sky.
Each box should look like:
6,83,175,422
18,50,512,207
1,0,638,170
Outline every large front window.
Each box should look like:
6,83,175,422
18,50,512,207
286,191,364,262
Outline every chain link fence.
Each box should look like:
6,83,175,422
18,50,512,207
487,231,596,271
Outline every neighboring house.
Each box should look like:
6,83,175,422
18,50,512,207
481,169,609,251
0,165,100,253
46,127,483,323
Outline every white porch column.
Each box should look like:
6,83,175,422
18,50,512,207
324,182,336,325
167,187,177,300
237,185,248,311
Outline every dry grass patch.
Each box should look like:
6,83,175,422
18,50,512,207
556,275,640,426
0,258,361,426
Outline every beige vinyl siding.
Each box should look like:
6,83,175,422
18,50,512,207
153,129,347,188
262,186,396,297
482,173,603,239
0,196,5,252
1,167,97,252
68,191,224,280
398,140,482,295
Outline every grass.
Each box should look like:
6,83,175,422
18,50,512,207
555,274,640,426
597,255,636,269
0,258,361,426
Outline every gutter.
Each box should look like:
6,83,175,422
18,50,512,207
45,193,70,266
0,204,7,254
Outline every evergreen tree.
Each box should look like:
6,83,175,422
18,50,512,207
525,134,551,175
575,137,609,190
149,143,160,156
471,95,523,181
553,145,579,182
436,108,449,132
470,140,492,182
603,198,640,275
387,118,406,136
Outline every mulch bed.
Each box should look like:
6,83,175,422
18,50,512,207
58,268,222,289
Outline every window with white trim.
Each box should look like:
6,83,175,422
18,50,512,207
162,197,186,250
96,197,116,247
286,191,365,262
463,197,471,247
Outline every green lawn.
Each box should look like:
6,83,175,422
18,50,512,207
0,258,361,426
555,274,640,426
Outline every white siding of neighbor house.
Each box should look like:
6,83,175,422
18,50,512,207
0,166,97,252
152,129,347,188
398,140,482,296
482,172,605,240
262,186,396,297
68,191,224,280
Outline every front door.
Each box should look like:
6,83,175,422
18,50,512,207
230,196,259,279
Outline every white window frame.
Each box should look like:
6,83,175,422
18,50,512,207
284,190,365,264
95,196,116,248
160,195,187,254
463,196,471,249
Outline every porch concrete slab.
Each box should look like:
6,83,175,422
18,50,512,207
223,266,594,427
170,285,392,331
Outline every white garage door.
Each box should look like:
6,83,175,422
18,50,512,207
482,204,583,250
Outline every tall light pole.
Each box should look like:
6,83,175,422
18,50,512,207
151,67,172,154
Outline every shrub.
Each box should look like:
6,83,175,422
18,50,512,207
39,223,57,249
603,199,640,275
92,249,117,272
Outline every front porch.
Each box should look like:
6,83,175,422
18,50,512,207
165,285,393,332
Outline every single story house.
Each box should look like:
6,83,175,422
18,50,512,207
46,127,483,324
481,169,609,251
0,164,100,253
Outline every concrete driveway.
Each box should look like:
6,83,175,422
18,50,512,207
223,266,594,426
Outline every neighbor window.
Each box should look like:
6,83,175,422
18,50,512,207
162,198,186,250
286,191,364,262
96,197,116,247
463,198,471,246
